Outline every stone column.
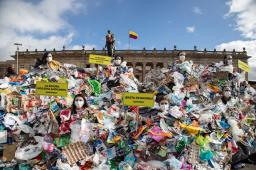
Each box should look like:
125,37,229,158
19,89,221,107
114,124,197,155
142,63,146,82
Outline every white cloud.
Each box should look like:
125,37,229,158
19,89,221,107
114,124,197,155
0,0,93,61
0,0,83,33
216,40,256,66
186,26,195,33
226,0,256,39
193,6,203,15
216,0,256,81
216,40,256,80
0,30,75,61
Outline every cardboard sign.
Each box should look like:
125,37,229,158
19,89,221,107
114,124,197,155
238,60,251,72
36,81,68,97
89,54,112,65
3,144,17,161
122,92,155,107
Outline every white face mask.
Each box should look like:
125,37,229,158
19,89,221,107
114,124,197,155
114,59,121,65
179,55,185,62
121,62,127,67
74,71,78,77
128,68,133,73
74,98,84,108
98,66,103,72
160,102,169,112
227,59,232,65
224,91,231,98
46,56,52,62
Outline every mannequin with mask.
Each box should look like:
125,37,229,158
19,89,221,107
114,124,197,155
221,87,232,104
120,61,128,74
71,94,94,120
110,55,123,78
176,52,193,74
221,55,233,73
58,94,93,134
158,96,170,118
39,52,63,71
178,52,186,63
113,55,122,67
127,67,140,86
96,65,105,81
224,55,233,66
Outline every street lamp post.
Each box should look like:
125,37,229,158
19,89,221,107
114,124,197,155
14,43,22,74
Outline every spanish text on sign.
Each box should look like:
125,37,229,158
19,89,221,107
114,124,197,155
36,81,68,97
89,54,112,65
122,92,155,107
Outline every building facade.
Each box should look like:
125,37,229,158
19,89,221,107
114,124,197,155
0,60,16,77
1,48,250,81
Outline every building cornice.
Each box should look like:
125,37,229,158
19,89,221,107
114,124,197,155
11,49,250,60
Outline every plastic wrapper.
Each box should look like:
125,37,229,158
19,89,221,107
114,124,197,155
15,136,43,160
165,155,182,170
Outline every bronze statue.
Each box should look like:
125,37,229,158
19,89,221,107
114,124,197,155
105,30,115,57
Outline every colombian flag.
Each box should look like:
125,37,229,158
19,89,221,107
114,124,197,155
129,31,138,39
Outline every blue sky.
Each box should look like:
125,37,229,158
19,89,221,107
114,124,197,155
0,0,256,79
68,0,243,50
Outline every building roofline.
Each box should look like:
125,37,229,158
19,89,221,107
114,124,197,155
11,49,250,59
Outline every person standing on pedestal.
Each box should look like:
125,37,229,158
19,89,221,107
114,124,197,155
105,30,115,57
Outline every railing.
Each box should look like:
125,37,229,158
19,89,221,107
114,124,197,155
16,49,247,55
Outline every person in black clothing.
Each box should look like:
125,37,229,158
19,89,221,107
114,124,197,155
105,30,115,57
5,65,16,77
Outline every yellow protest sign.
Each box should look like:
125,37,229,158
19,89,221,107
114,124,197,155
238,60,251,72
89,54,112,65
36,81,68,97
122,92,155,107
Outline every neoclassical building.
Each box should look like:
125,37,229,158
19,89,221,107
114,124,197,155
0,47,250,81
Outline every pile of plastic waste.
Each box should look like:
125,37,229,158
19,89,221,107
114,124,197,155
0,52,256,170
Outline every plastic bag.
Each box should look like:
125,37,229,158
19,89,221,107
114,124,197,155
199,149,213,161
70,122,81,143
165,155,182,170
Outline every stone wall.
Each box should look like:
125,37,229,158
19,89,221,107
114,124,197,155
1,49,249,81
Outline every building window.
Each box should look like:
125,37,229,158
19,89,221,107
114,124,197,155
135,75,140,80
135,66,142,71
135,63,143,72
20,65,25,69
156,63,164,68
145,62,153,72
127,62,133,67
